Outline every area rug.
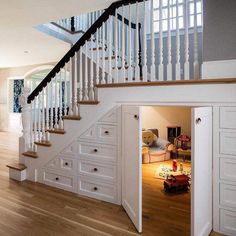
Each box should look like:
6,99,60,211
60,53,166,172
154,162,191,180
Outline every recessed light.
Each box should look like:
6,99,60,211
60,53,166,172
24,51,29,54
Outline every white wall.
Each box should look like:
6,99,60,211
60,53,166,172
141,106,192,140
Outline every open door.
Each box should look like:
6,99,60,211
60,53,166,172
122,105,142,233
192,107,212,236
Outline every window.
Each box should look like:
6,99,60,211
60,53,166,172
153,0,202,32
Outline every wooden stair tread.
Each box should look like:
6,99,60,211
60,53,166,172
47,129,66,134
34,141,52,147
112,66,129,70
6,163,27,171
63,115,82,121
91,47,103,51
78,101,99,105
104,56,116,60
22,151,38,158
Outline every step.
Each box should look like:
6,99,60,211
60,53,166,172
78,101,99,105
22,151,38,158
91,47,103,51
63,115,82,121
34,141,52,147
7,162,27,181
47,129,66,135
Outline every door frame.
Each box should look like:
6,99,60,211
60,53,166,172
121,102,213,235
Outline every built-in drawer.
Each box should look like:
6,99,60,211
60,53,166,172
78,142,117,163
220,183,236,208
220,209,236,236
220,132,236,156
41,169,76,192
78,177,117,204
78,160,116,182
97,124,117,144
220,158,236,182
220,107,236,129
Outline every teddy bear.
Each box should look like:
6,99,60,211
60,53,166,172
142,130,158,147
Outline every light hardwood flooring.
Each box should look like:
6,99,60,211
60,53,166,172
0,132,224,236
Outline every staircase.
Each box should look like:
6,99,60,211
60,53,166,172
7,0,203,189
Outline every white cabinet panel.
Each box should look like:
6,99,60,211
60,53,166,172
98,108,117,124
220,158,236,182
220,107,236,129
220,132,236,156
61,142,77,156
78,160,116,182
78,142,117,163
78,177,117,203
220,209,236,236
79,125,97,140
97,124,117,144
220,183,236,208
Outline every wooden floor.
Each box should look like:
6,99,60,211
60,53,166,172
0,132,223,236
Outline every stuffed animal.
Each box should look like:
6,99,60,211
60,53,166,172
142,130,158,147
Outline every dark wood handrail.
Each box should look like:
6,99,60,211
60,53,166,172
28,0,145,103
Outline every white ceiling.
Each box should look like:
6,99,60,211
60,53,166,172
0,0,115,68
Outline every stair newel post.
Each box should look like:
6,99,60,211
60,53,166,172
184,0,190,80
84,41,89,100
79,48,83,101
114,9,119,83
33,99,37,150
142,0,147,82
167,0,172,81
193,0,199,79
19,87,32,155
120,5,125,83
135,2,140,81
90,36,95,100
59,68,63,127
176,0,181,80
101,22,106,84
54,73,59,127
50,80,54,129
107,17,112,84
127,3,132,82
41,88,46,141
73,53,79,116
150,0,156,81
95,29,100,85
37,94,42,140
159,0,164,81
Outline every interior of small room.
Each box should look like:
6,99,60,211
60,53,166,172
141,106,192,235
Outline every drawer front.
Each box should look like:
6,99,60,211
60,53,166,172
220,132,236,156
97,125,117,144
220,209,236,235
78,177,117,203
78,142,117,162
78,160,116,182
220,183,236,208
220,158,236,182
220,107,236,129
42,169,76,192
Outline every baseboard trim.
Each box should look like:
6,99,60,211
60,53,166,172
202,59,236,79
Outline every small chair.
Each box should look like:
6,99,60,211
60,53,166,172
174,135,191,161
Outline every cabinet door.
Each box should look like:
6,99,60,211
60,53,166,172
122,105,142,233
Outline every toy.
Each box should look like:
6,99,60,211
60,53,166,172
172,160,177,172
164,174,190,192
142,130,158,147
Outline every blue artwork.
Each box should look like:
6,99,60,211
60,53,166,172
13,79,24,113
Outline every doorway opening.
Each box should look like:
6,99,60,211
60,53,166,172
141,106,192,235
122,104,212,236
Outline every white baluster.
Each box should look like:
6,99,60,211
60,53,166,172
84,42,89,100
79,48,83,100
193,0,199,79
114,10,119,83
96,30,100,85
142,0,147,82
33,99,37,149
41,88,46,140
63,64,67,117
120,5,126,83
73,54,78,115
90,38,95,100
46,83,50,140
127,4,132,82
69,58,73,115
38,94,41,140
54,74,59,127
184,0,190,80
135,2,140,81
59,68,63,127
50,81,53,129
176,0,181,80
150,0,156,81
167,0,172,81
159,0,164,81
107,17,112,84
101,23,106,84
